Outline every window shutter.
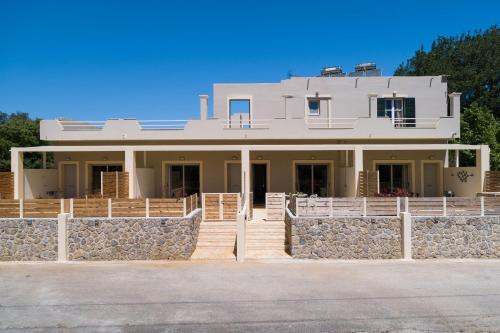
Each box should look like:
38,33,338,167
377,98,385,117
403,98,416,127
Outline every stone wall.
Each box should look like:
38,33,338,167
412,216,500,259
285,211,402,259
67,209,202,260
0,219,57,261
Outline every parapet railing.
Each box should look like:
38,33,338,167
0,194,198,219
139,120,189,130
289,196,500,217
306,117,359,129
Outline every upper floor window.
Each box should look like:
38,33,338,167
383,99,403,118
307,98,321,116
228,99,251,128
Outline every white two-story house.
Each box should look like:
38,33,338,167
10,66,490,210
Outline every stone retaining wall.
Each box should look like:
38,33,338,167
285,211,402,259
0,219,57,261
68,209,202,260
412,216,500,259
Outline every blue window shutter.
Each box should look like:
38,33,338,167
377,98,385,117
403,98,416,127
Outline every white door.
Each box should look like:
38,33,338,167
63,164,77,198
227,163,241,193
423,163,439,197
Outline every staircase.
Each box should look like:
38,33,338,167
245,208,289,259
191,221,237,260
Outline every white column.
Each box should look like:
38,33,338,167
124,149,136,199
354,146,363,197
11,149,24,200
478,145,490,192
444,150,449,168
57,213,69,262
455,150,459,167
400,212,412,260
241,147,250,209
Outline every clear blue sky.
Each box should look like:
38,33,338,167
1,0,498,120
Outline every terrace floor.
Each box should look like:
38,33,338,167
1,260,499,332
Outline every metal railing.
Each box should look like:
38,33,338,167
58,120,106,131
306,117,358,129
392,117,441,129
139,120,189,130
222,118,271,129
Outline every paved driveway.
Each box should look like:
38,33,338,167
0,260,499,332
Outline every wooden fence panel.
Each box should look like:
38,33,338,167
484,171,500,192
296,198,331,217
23,199,61,218
73,199,108,217
0,172,14,200
484,197,500,215
408,197,444,216
0,200,20,218
203,194,221,220
358,171,379,197
447,197,481,216
266,193,285,220
112,199,146,217
331,198,364,216
102,172,129,198
149,198,184,217
366,197,398,216
222,193,239,220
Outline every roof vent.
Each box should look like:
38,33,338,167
320,66,345,77
349,62,381,77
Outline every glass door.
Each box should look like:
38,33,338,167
167,164,200,197
295,164,329,196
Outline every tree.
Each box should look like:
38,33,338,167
458,104,499,170
395,25,500,169
0,112,47,171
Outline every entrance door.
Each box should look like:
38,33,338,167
423,163,439,197
227,163,241,193
62,164,77,198
91,164,122,195
252,164,267,205
295,164,329,196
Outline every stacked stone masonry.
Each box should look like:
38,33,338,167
68,210,202,260
285,212,402,259
0,219,57,261
412,216,500,259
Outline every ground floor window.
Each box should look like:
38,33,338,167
166,164,200,197
295,164,329,196
91,164,122,195
376,164,410,195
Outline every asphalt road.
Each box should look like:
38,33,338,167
0,260,499,332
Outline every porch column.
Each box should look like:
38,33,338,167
124,149,136,199
354,146,363,197
478,145,490,191
11,149,24,199
241,147,251,209
353,146,363,196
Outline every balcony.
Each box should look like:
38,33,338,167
41,114,459,142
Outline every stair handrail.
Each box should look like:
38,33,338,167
236,192,248,262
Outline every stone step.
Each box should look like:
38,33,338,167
246,235,285,240
245,250,290,259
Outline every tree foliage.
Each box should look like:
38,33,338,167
0,112,46,171
395,26,500,169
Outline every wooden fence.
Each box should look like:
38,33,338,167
266,193,285,220
101,172,129,198
0,172,14,200
291,196,500,217
0,194,198,219
484,171,500,192
202,193,240,221
357,171,379,197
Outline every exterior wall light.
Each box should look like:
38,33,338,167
390,155,396,160
231,156,238,160
311,156,316,160
257,156,263,160
179,156,186,161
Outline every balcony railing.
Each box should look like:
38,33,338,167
58,120,106,131
222,119,272,129
392,117,441,129
306,118,358,129
139,120,189,130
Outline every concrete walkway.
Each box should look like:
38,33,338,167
0,260,499,332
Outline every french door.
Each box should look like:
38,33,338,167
295,164,329,196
